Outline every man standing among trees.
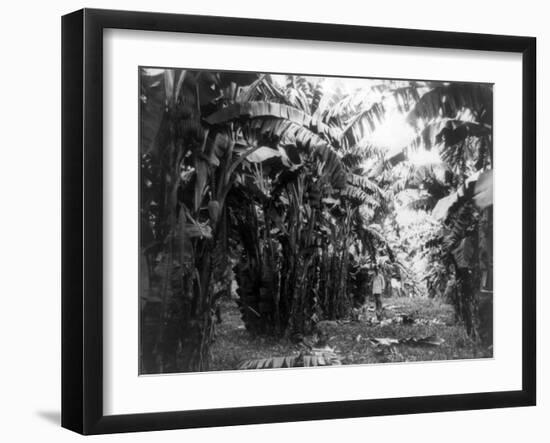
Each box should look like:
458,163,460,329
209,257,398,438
372,267,385,320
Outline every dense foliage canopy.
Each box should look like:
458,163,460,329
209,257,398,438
139,69,493,373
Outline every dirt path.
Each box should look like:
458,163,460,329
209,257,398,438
209,296,492,371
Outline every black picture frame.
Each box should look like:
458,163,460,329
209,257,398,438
62,8,536,435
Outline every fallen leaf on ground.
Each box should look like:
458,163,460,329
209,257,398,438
401,335,445,346
368,335,445,348
369,337,400,347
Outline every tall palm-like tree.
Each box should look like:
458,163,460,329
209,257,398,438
389,82,494,339
206,74,394,336
140,70,397,371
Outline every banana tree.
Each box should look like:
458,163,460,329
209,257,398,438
388,82,494,339
141,70,403,372
208,75,395,335
140,68,274,372
208,101,349,336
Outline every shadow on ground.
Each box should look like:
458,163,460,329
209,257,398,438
36,410,60,426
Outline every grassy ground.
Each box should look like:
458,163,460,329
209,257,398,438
209,296,492,371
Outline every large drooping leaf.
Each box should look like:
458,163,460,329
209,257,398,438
340,102,385,149
310,80,324,114
341,152,365,171
205,101,342,144
182,221,213,239
238,118,347,189
390,85,422,114
383,84,493,167
237,346,342,370
435,120,491,148
407,83,493,127
285,87,311,113
431,167,492,223
205,101,311,126
347,174,386,199
387,120,491,169
432,192,460,221
390,163,450,200
340,186,379,207
364,223,390,244
245,146,282,163
473,170,493,209
238,356,296,370
369,335,444,347
404,118,491,151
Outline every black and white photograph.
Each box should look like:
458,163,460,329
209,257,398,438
139,68,493,375
1,0,546,439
